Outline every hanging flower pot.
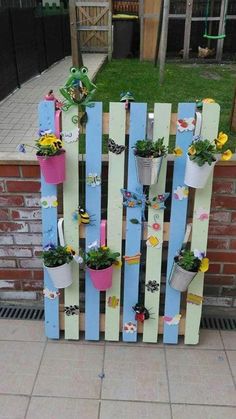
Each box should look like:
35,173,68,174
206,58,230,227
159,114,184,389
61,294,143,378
135,155,163,186
37,150,66,184
45,262,73,289
169,263,197,292
184,155,216,189
87,265,113,291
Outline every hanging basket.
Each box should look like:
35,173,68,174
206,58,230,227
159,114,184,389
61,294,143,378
37,151,66,184
135,156,163,185
184,155,216,189
87,265,113,291
169,263,197,292
45,262,73,289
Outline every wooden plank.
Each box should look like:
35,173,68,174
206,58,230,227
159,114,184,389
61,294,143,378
142,0,162,60
183,0,193,61
69,0,83,67
105,103,126,341
38,100,59,339
143,103,171,343
62,107,80,340
122,102,147,342
216,0,228,62
163,102,195,344
76,1,109,6
85,102,103,340
79,25,109,30
159,0,170,84
185,103,220,345
107,0,112,61
139,0,144,60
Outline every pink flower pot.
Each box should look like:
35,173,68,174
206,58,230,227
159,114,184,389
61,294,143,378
37,151,66,184
87,265,113,291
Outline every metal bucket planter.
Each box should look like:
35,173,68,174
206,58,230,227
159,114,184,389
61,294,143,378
37,151,66,184
45,262,73,289
184,155,216,189
135,156,163,185
169,263,197,292
87,265,113,291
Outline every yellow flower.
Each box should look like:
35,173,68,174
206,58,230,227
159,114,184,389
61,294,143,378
221,149,232,161
66,245,75,255
215,132,228,148
188,145,196,156
199,258,209,273
101,246,109,251
113,260,122,268
202,98,215,104
173,147,183,157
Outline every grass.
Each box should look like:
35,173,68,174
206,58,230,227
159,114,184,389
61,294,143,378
92,59,236,147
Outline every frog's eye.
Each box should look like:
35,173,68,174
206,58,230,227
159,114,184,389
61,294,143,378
81,67,88,74
70,67,77,74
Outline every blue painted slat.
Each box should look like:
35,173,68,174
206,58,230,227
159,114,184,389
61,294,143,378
122,102,147,342
163,103,196,344
85,103,102,340
38,101,59,339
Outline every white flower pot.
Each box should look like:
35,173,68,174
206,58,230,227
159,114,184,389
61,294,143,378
184,155,216,189
169,263,197,292
45,262,73,289
136,156,163,185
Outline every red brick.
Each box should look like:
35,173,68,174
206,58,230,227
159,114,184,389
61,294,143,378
0,181,4,192
11,209,41,220
0,279,21,290
213,181,234,194
22,279,43,291
0,222,28,232
207,251,236,263
208,263,222,274
231,212,236,223
33,270,43,280
0,269,32,279
0,247,32,257
6,181,41,193
0,195,24,207
0,166,20,177
214,166,236,178
21,166,40,178
211,196,236,210
210,211,231,223
0,209,9,220
207,238,229,250
223,264,236,274
209,225,236,236
230,240,236,249
205,275,235,285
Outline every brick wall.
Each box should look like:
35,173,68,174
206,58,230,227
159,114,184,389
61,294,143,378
0,161,236,307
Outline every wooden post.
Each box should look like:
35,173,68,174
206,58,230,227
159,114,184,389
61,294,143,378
154,0,164,66
216,0,228,62
107,0,112,61
69,0,83,67
159,0,170,85
183,0,193,61
230,86,236,132
139,0,144,60
207,0,215,48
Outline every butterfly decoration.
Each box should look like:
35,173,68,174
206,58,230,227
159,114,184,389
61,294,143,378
86,173,101,187
121,189,170,215
40,196,58,208
146,193,170,210
64,305,80,316
163,314,181,326
108,138,126,155
177,118,195,132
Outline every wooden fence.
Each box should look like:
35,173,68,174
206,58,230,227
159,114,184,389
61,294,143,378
40,100,220,344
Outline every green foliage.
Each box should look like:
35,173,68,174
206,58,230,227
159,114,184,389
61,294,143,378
42,245,74,268
175,249,201,272
133,138,168,158
188,139,218,166
86,246,120,270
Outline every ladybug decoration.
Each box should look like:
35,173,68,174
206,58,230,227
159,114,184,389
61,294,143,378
132,303,151,323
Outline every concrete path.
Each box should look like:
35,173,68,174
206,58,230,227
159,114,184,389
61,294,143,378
0,320,235,418
0,54,106,153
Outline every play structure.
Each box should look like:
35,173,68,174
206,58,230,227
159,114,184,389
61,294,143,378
37,65,222,345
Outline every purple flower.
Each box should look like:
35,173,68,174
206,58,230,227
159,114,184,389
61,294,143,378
43,242,56,251
17,144,26,153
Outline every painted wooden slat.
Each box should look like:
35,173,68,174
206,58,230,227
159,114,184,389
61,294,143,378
62,107,80,340
105,102,126,341
85,102,102,340
38,100,59,339
122,102,147,342
143,103,171,343
185,103,220,344
163,103,196,344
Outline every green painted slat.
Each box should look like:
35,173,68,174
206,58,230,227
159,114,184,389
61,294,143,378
184,103,220,345
143,103,171,343
62,108,80,340
105,103,126,341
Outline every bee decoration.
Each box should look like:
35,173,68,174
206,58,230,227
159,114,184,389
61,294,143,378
108,138,126,155
72,207,95,226
64,305,80,316
132,303,154,323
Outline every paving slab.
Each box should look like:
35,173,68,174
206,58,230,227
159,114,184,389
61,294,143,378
172,404,236,419
33,342,104,399
220,331,236,350
101,346,169,402
0,319,46,342
100,400,171,419
172,329,224,350
0,395,29,419
26,396,99,419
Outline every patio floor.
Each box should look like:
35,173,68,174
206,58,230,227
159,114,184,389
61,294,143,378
0,320,235,418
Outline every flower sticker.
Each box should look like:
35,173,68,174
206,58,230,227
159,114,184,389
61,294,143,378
86,173,101,187
163,314,181,325
123,322,137,333
174,186,189,200
107,296,119,308
61,128,79,143
177,118,195,132
43,288,60,299
145,280,159,293
173,146,183,157
40,196,58,208
195,207,209,221
146,235,162,248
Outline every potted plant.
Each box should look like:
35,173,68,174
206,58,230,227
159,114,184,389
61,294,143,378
42,243,76,289
169,249,209,292
184,132,232,189
85,243,120,291
17,131,66,184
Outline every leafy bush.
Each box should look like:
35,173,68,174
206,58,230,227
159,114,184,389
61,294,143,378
175,249,209,273
86,245,120,270
42,244,74,268
188,132,232,167
133,138,168,158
